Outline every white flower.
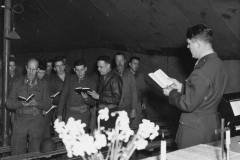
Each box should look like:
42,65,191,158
137,119,159,139
135,139,148,150
94,131,107,149
98,108,109,121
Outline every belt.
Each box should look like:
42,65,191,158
98,104,117,110
17,107,41,116
69,104,88,113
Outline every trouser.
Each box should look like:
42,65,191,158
11,114,45,155
130,102,143,129
100,107,118,130
43,111,52,139
65,110,90,133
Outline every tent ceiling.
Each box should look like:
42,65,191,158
0,0,240,59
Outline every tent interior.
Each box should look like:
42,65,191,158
0,0,240,158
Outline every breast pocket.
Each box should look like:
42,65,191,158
18,88,27,98
33,88,43,100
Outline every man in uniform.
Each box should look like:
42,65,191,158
57,59,96,133
163,24,228,149
129,56,147,128
89,55,122,129
6,58,51,155
114,52,137,124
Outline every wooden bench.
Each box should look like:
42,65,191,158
0,137,62,155
1,138,175,160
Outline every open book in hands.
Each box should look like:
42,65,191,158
148,69,173,88
43,105,57,115
75,87,93,95
50,91,61,98
18,94,34,102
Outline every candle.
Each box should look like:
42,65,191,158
226,130,230,146
161,140,166,160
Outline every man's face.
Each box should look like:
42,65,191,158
129,59,139,72
46,62,52,74
98,60,110,75
74,65,87,79
115,55,126,70
54,61,65,75
187,39,199,59
37,70,46,79
9,61,16,75
26,61,38,81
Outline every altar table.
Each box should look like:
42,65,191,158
142,136,240,160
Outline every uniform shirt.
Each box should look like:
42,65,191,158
114,68,137,110
49,73,71,105
6,76,51,111
57,75,96,117
133,71,146,103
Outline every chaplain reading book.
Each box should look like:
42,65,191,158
162,24,228,149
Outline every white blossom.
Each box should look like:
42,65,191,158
98,108,109,121
135,139,148,150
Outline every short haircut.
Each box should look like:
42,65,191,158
186,24,213,43
9,57,16,64
39,60,47,71
97,55,111,65
115,52,126,59
45,58,52,64
53,56,64,65
61,55,67,60
129,56,140,63
74,59,86,67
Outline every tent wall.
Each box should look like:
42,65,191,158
14,48,240,121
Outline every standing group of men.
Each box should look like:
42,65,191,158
3,24,229,156
5,53,147,155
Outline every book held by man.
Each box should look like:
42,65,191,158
75,87,93,95
18,94,34,102
50,91,61,98
44,105,57,115
148,69,173,88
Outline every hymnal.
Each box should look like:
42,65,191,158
148,69,173,88
44,105,57,115
18,94,34,102
75,87,93,95
50,91,61,98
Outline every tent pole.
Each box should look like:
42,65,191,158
2,0,11,146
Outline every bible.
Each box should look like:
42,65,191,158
18,94,34,102
44,105,57,115
148,69,173,88
50,91,61,99
75,87,93,95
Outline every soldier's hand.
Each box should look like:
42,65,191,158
168,78,182,92
22,101,30,107
131,109,136,119
81,92,88,99
29,99,38,106
142,102,146,110
88,90,99,100
57,116,62,121
163,87,173,96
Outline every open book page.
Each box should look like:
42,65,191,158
18,94,34,102
148,69,173,88
44,105,57,115
50,91,61,98
230,101,240,116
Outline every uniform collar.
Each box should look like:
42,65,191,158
195,53,218,69
24,76,38,88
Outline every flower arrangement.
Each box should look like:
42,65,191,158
54,108,159,160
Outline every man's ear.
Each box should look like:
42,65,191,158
85,67,87,71
54,67,56,72
26,65,28,70
73,68,76,73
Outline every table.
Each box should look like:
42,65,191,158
141,136,240,160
